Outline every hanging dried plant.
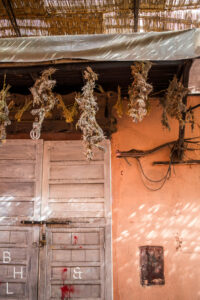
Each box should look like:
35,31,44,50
15,98,32,122
128,62,153,122
8,100,14,111
161,109,170,131
186,108,195,131
113,86,123,118
0,75,11,141
30,68,57,139
76,67,105,160
161,76,188,129
57,94,78,123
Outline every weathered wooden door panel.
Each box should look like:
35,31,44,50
39,141,112,300
44,227,105,300
0,140,112,300
0,140,43,223
42,141,110,220
0,140,43,299
0,226,39,299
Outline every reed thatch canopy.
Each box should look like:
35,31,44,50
0,0,200,38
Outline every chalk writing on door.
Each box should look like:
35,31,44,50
2,251,24,294
73,267,83,279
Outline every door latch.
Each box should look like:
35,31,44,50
32,225,46,248
39,232,46,247
32,240,46,248
21,219,71,225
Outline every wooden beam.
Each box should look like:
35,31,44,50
1,0,21,37
187,103,200,112
0,60,185,70
7,119,117,136
116,137,199,159
7,132,82,140
153,160,200,166
133,0,140,32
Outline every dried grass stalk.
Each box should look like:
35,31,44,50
186,109,195,131
113,86,123,118
0,76,11,141
15,97,32,122
30,68,57,139
76,67,105,160
57,94,78,123
128,62,153,122
162,76,188,129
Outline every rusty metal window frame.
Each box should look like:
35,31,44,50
140,245,165,286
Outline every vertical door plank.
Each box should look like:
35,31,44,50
0,140,43,300
34,140,43,220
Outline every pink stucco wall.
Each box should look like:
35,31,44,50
111,97,200,300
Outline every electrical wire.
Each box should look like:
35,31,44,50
135,145,177,191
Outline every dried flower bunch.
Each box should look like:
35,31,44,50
76,67,105,160
128,62,153,122
0,76,11,141
30,68,57,139
161,76,188,129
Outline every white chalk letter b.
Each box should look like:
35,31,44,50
3,251,11,264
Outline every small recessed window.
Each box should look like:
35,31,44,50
140,246,165,286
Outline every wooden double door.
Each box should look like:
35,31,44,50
0,140,112,300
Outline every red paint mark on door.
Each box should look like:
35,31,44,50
62,268,68,283
61,268,75,299
73,236,78,245
61,285,74,299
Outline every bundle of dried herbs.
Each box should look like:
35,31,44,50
128,62,153,122
0,76,11,141
161,76,188,130
30,68,57,139
76,67,105,160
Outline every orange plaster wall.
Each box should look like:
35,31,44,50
111,97,200,300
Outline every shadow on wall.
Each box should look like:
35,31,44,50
113,197,200,300
111,98,200,300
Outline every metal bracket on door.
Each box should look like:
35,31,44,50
21,219,72,225
21,219,72,248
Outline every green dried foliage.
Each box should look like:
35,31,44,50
76,67,105,160
0,76,11,141
30,68,57,139
128,62,153,122
161,76,188,130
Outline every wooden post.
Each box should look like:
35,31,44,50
177,60,193,160
133,0,140,32
1,0,21,37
